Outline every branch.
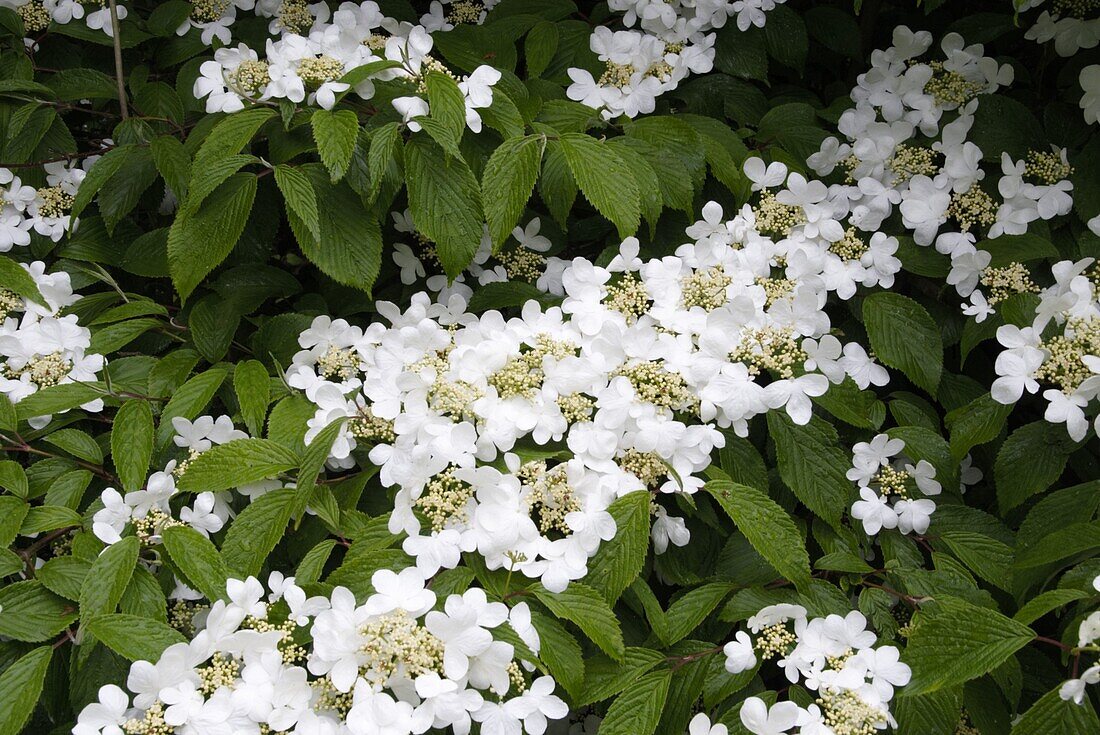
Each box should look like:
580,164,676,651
108,0,128,119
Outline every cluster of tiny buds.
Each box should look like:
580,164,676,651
173,448,203,479
121,702,173,735
979,262,1039,305
134,508,184,544
681,266,732,311
1035,316,1100,393
190,0,230,24
497,246,546,283
753,190,805,236
755,623,797,660
1025,150,1073,184
357,609,445,684
415,57,460,94
0,289,23,323
923,62,984,106
246,615,308,665
296,56,346,87
521,462,580,535
754,275,797,307
1051,0,1100,18
312,676,354,717
816,688,888,735
604,272,651,322
613,360,697,412
230,60,272,96
198,653,240,695
618,449,667,488
556,392,595,422
886,145,940,186
872,465,911,499
416,466,475,532
948,186,998,232
729,326,807,379
17,1,51,33
598,61,637,89
954,711,981,735
829,228,870,261
35,185,74,220
349,405,396,443
169,600,206,636
276,0,314,35
446,1,486,26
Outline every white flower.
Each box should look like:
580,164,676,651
739,697,801,735
723,631,757,674
73,685,129,735
851,486,898,536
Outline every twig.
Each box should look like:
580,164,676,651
108,0,128,119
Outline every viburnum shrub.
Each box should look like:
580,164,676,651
2,0,1100,733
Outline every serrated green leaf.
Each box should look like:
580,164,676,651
767,412,850,528
903,596,1034,696
234,360,271,437
110,398,154,497
274,164,320,241
1012,687,1099,734
705,480,811,589
995,421,1073,512
79,536,139,623
161,525,229,601
405,134,485,278
155,368,226,449
86,614,186,662
531,581,625,660
558,132,641,238
168,172,257,301
176,438,299,493
863,292,943,394
221,488,295,577
0,257,45,306
586,490,649,604
598,669,672,735
482,134,545,248
0,581,77,642
0,647,52,735
311,108,359,182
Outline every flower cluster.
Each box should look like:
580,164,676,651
990,258,1100,441
193,2,500,119
288,152,901,592
1,162,88,250
1060,574,1100,705
92,414,277,553
723,605,911,734
847,434,941,537
73,571,565,735
1022,0,1100,57
2,0,126,40
806,27,1076,324
0,261,104,428
566,1,789,119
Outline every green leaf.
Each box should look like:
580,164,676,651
532,581,625,660
1013,589,1089,625
863,292,943,394
939,532,1013,592
161,525,229,602
367,121,402,204
664,582,734,644
183,153,257,213
192,108,275,167
893,688,964,735
0,257,45,306
558,132,641,239
586,491,650,604
291,418,345,521
0,461,28,499
221,488,295,577
982,233,1059,267
19,506,82,535
286,166,382,293
903,596,1034,696
0,496,29,543
311,108,359,182
150,134,191,199
424,71,467,148
528,611,584,701
188,293,239,363
482,134,545,248
15,382,105,421
0,581,77,641
466,280,561,312
405,135,485,278
111,400,154,493
945,393,1014,460
579,647,665,706
0,393,15,432
1012,687,1100,734
598,669,672,735
168,172,258,301
705,480,811,589
69,144,138,220
525,20,559,78
0,647,52,735
79,536,139,622
763,5,809,70
177,438,300,493
46,68,119,100
995,421,1073,512
767,413,851,528
274,164,320,241
87,614,187,662
234,360,271,437
155,368,227,449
